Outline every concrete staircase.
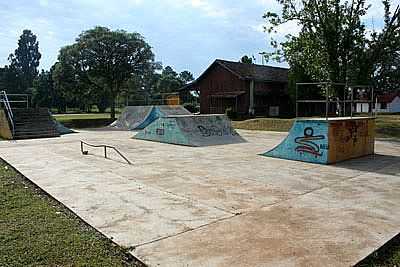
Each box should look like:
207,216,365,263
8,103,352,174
13,108,60,140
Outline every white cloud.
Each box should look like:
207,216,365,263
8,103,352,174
39,0,49,7
163,0,234,19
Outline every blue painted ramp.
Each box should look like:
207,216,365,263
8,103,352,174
135,107,161,129
134,115,246,147
109,105,191,130
262,120,329,164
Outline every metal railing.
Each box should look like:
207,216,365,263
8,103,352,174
6,93,30,108
0,91,15,135
80,141,132,165
295,82,375,119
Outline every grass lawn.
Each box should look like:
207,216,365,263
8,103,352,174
54,113,119,129
375,115,400,139
233,114,400,140
0,159,144,267
54,113,113,122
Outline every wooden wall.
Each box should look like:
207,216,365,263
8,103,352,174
199,65,249,114
0,110,12,139
328,118,375,163
198,65,288,116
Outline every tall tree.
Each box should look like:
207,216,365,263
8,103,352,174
156,66,194,94
8,29,41,93
53,26,156,118
369,2,400,91
52,44,95,112
0,66,20,93
178,71,195,84
263,0,399,88
32,70,54,108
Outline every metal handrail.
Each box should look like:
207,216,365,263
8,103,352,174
80,141,132,165
0,91,15,135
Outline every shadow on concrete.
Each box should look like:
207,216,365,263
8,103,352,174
355,232,400,266
335,154,400,176
81,151,132,166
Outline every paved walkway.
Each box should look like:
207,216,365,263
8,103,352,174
0,130,399,266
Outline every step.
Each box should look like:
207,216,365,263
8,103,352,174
15,120,55,126
15,124,56,130
14,115,51,119
14,118,53,125
14,119,54,123
14,114,51,119
14,133,60,140
14,129,60,135
14,115,52,120
15,128,58,134
13,108,49,112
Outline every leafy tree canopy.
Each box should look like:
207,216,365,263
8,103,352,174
263,0,399,90
8,29,41,93
53,26,156,118
156,66,194,94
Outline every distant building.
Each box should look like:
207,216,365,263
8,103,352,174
356,92,400,113
180,59,290,117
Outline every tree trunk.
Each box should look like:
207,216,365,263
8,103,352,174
111,98,116,119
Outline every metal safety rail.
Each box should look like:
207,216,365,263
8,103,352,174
80,141,132,165
0,91,15,135
295,82,375,119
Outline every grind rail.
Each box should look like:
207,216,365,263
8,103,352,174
80,141,132,165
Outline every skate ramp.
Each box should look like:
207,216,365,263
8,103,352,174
109,106,154,130
262,117,375,164
54,120,75,135
156,105,191,116
110,106,191,131
134,114,246,147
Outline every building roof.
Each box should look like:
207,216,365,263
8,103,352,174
214,59,289,83
179,59,289,91
377,92,400,103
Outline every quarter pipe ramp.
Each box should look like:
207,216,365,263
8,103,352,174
262,117,375,164
109,105,191,130
134,114,246,147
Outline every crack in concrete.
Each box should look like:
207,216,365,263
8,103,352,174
132,213,238,249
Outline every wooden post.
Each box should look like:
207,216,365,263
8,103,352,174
249,80,255,116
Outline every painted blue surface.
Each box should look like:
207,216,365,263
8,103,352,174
262,120,329,164
135,107,161,129
134,117,191,146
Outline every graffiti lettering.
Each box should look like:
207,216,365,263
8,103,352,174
156,128,165,136
295,127,326,157
197,125,238,137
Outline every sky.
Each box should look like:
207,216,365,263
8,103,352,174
0,0,390,77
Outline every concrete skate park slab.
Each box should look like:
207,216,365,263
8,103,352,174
0,130,400,266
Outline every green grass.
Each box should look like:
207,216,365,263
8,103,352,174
233,115,400,140
0,159,144,267
54,113,113,123
232,118,294,132
54,113,119,129
375,115,400,139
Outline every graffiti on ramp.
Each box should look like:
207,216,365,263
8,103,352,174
294,127,325,157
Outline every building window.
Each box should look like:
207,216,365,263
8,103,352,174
381,102,387,109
